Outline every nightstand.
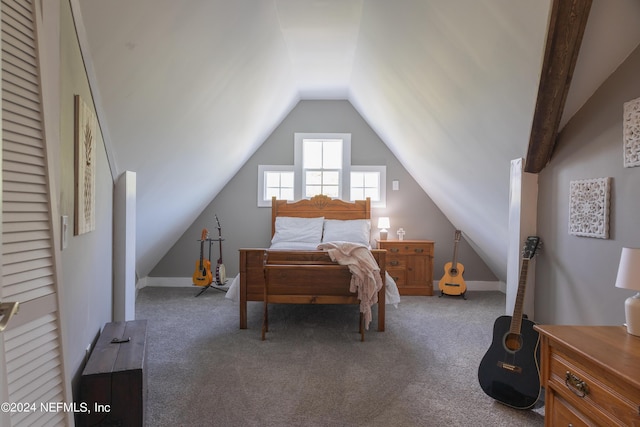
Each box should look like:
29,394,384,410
534,325,640,426
376,240,434,296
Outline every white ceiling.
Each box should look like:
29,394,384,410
73,0,640,280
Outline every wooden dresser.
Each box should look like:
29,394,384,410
376,240,434,296
534,325,640,426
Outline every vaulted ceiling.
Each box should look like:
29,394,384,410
72,0,640,280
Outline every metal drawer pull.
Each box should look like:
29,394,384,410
390,260,399,266
389,248,399,253
565,371,589,397
414,248,424,253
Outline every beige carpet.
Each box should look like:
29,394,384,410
136,287,544,426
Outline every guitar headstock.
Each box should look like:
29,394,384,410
522,236,541,260
200,228,209,241
454,229,461,242
215,215,221,230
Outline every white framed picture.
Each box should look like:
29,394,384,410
74,94,96,235
568,177,611,239
624,96,640,168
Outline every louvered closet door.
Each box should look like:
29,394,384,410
1,1,69,426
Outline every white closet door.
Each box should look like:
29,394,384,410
1,1,70,425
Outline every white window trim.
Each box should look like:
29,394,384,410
294,133,351,200
257,165,295,207
350,165,387,208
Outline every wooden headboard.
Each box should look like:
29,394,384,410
271,195,371,237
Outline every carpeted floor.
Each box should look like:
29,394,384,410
136,287,544,427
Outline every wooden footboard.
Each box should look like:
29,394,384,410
239,248,386,331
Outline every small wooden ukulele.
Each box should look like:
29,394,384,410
438,230,467,297
192,228,213,287
214,215,226,285
477,236,542,410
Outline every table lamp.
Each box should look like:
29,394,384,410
614,247,640,336
378,217,390,240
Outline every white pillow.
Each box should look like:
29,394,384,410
271,216,324,245
322,219,371,246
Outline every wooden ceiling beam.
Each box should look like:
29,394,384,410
525,0,592,173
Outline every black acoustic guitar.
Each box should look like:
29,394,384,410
477,236,542,410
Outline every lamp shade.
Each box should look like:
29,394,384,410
377,217,390,229
615,248,640,291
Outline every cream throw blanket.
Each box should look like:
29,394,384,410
317,242,383,329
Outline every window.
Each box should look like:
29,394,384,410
351,166,386,208
302,138,342,198
295,133,351,200
258,165,294,207
258,133,386,207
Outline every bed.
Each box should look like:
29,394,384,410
235,195,391,333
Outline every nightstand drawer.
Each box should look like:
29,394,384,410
383,243,432,256
386,268,405,286
386,257,406,269
549,347,640,426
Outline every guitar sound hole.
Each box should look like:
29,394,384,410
504,333,522,352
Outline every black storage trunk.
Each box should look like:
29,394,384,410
78,320,147,426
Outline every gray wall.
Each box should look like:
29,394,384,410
152,100,496,283
56,0,114,394
536,43,640,325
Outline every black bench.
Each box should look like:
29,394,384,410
79,319,147,426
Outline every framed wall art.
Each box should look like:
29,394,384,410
624,96,640,168
568,177,611,239
74,94,96,235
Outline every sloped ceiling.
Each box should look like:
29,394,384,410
72,0,640,280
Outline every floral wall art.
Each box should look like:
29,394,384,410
568,177,611,239
624,96,640,168
74,94,96,235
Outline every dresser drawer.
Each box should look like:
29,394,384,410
549,346,640,426
551,394,594,427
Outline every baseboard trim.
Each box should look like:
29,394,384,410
139,277,505,293
139,277,200,288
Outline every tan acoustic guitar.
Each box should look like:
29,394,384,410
438,229,467,298
193,228,213,287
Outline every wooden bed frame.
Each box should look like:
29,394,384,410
238,195,386,332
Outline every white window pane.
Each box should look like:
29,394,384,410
266,187,280,199
303,140,323,168
364,187,380,201
351,172,364,186
265,172,281,187
364,172,379,187
323,140,342,169
351,188,364,201
306,170,322,185
323,171,339,185
281,188,294,200
324,186,339,198
306,185,322,197
281,172,294,187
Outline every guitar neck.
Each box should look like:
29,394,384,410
450,230,461,269
451,242,459,269
510,258,529,335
